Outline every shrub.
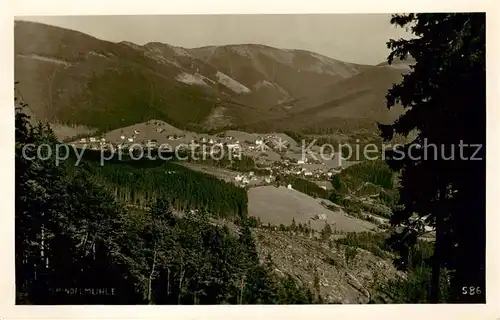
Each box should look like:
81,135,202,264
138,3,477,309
344,246,358,264
336,232,391,258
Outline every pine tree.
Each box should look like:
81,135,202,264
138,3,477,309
15,94,66,303
239,220,259,266
291,218,297,233
380,13,485,303
320,222,332,240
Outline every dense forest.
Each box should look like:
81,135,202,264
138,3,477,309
66,149,248,220
328,160,398,212
332,160,394,193
15,98,317,304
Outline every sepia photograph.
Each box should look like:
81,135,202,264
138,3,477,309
6,3,494,315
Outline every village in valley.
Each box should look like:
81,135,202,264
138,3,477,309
70,119,349,190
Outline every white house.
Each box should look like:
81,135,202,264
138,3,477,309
100,138,106,142
128,137,134,143
134,130,140,135
80,138,87,143
89,137,96,143
227,143,240,151
287,184,293,190
120,135,125,140
242,178,250,184
235,175,243,182
255,137,264,145
304,171,313,176
297,159,305,165
317,213,327,221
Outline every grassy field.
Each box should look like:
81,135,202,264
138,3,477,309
247,186,376,232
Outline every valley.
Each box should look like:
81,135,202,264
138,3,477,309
14,16,451,306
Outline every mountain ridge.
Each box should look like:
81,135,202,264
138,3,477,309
14,20,409,139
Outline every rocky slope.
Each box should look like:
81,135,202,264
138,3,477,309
253,229,401,303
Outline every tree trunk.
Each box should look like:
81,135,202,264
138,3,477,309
430,187,446,303
430,220,442,303
147,248,157,305
178,264,185,305
238,276,245,304
41,223,47,268
167,267,171,298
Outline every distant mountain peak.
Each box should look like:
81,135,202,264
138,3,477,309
14,20,405,137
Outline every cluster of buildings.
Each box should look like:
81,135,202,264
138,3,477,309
228,160,341,189
234,171,258,186
74,130,160,153
77,136,107,150
72,124,295,160
187,133,288,154
233,171,277,187
266,159,342,181
72,126,341,192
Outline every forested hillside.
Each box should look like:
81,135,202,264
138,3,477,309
15,97,316,304
66,150,248,220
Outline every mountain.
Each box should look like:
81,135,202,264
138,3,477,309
14,20,242,137
14,20,409,138
190,44,370,108
254,65,408,132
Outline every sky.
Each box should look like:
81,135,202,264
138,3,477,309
18,14,413,65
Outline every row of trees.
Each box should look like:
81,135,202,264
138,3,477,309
16,98,129,303
119,202,316,304
277,175,330,199
15,97,317,304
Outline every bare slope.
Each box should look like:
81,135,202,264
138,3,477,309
248,186,376,232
